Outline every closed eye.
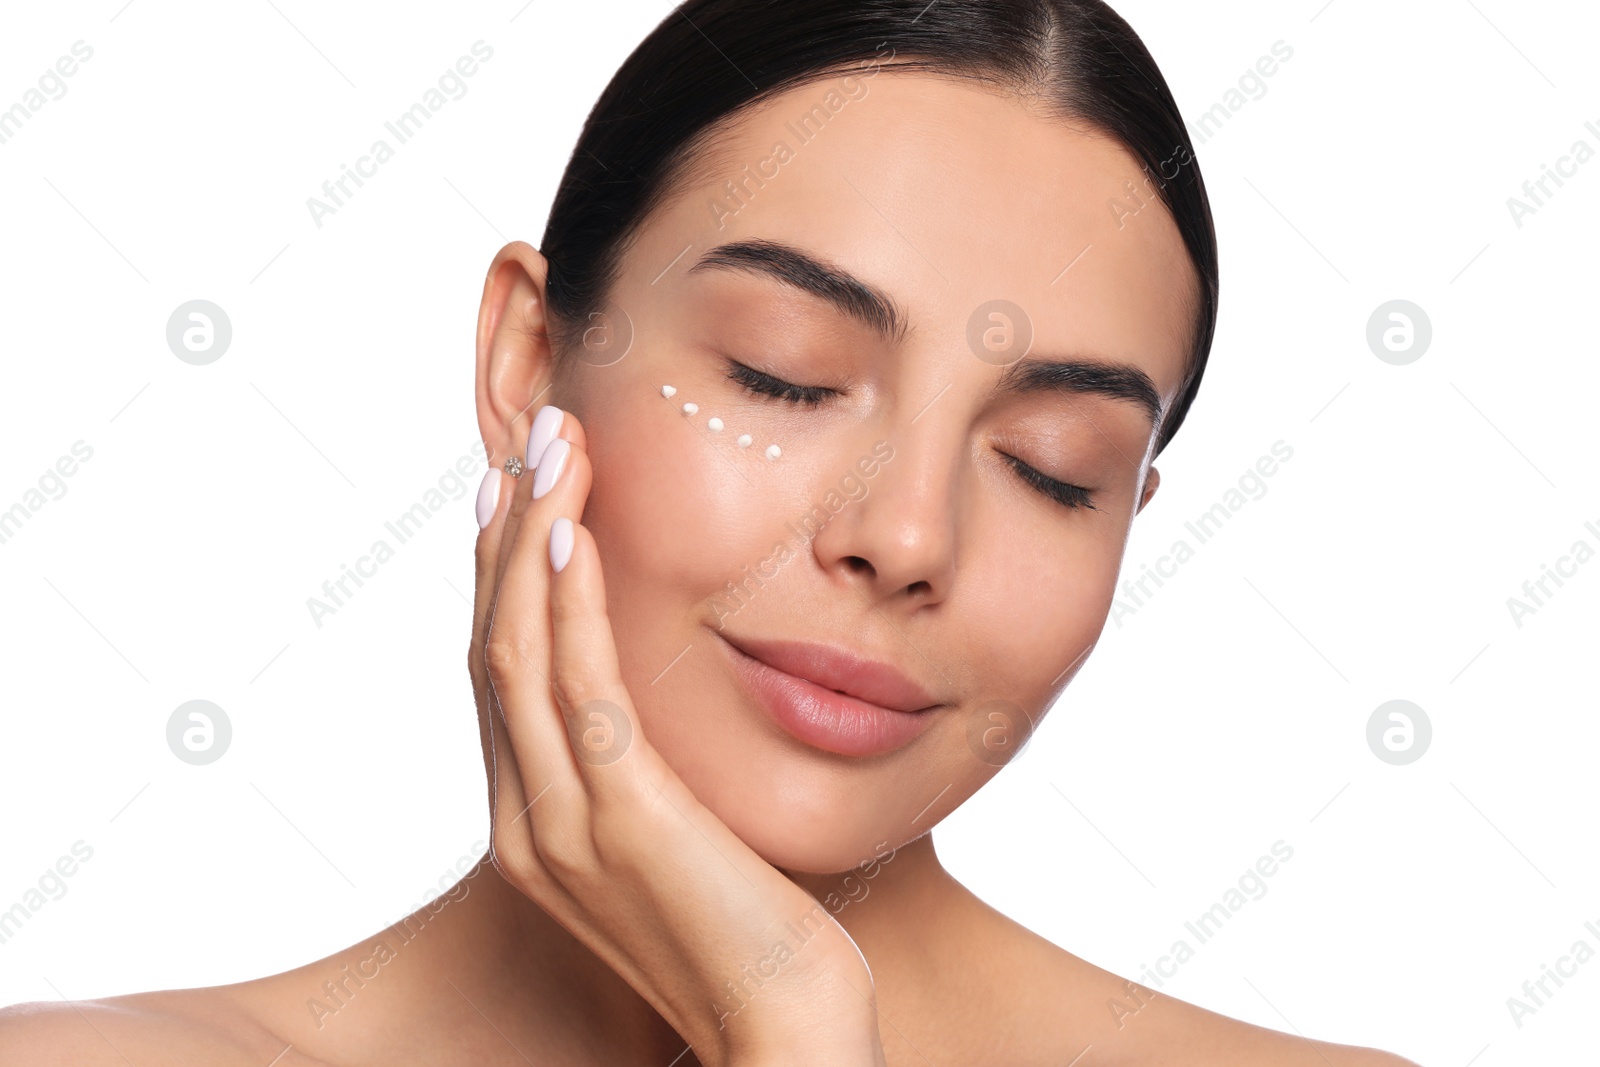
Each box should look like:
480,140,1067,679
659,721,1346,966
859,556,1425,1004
723,359,835,407
724,357,1094,511
1001,453,1098,511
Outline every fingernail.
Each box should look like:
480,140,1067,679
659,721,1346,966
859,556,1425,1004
526,405,564,472
475,468,501,528
531,437,571,499
550,517,574,573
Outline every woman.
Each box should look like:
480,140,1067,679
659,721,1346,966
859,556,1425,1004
2,1,1420,1063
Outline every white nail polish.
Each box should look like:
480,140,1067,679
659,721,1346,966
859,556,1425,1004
550,517,574,573
682,402,698,416
475,468,501,528
661,385,676,398
526,405,564,470
766,444,781,460
737,434,752,448
532,437,571,499
707,417,723,432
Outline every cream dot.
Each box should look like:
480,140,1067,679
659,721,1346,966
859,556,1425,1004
682,402,698,416
661,384,676,398
765,444,781,460
736,434,752,448
707,417,724,432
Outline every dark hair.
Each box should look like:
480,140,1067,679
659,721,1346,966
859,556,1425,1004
538,0,1217,455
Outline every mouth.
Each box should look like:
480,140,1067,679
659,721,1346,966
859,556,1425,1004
715,631,943,758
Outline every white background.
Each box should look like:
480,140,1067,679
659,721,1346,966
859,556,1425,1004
2,2,1596,1064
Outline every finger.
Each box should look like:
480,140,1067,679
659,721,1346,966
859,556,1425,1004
469,462,543,860
490,405,588,613
546,515,656,799
480,404,588,868
484,405,593,811
472,404,587,744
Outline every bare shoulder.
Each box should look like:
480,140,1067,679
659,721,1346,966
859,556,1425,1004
946,890,1425,1067
1090,981,1428,1067
0,986,321,1067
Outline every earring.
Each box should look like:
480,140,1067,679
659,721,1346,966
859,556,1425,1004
503,455,525,478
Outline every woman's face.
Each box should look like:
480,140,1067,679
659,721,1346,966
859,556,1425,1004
538,70,1196,874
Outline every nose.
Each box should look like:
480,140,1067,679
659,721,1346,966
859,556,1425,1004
808,425,958,609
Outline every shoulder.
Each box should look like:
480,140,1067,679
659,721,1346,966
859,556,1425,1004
949,890,1424,1067
0,987,321,1067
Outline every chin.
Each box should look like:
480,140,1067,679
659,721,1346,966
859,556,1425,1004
637,684,952,876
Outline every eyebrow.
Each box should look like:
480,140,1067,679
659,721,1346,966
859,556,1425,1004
992,355,1164,429
688,237,1164,428
688,238,908,343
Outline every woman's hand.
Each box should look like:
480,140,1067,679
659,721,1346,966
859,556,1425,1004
466,405,888,1067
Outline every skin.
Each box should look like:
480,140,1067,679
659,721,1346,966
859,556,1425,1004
0,72,1422,1067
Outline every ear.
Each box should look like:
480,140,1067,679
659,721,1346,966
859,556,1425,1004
1135,465,1160,515
475,241,556,471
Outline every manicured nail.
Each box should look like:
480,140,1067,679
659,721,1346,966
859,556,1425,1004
532,437,571,499
526,405,564,471
475,468,501,528
550,517,574,573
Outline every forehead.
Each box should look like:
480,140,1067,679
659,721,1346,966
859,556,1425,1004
635,70,1198,406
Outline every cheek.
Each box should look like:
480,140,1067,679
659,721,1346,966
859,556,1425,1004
909,519,1125,809
962,499,1126,693
581,384,805,650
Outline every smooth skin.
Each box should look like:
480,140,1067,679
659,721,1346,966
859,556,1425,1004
0,72,1423,1066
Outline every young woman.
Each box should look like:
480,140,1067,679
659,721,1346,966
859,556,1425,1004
3,1,1420,1064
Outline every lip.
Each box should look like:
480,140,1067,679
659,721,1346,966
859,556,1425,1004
717,631,942,758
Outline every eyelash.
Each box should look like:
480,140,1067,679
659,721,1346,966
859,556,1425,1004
1002,453,1099,511
724,359,835,406
723,358,1097,512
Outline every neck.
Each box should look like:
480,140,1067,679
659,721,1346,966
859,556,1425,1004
385,832,955,1061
